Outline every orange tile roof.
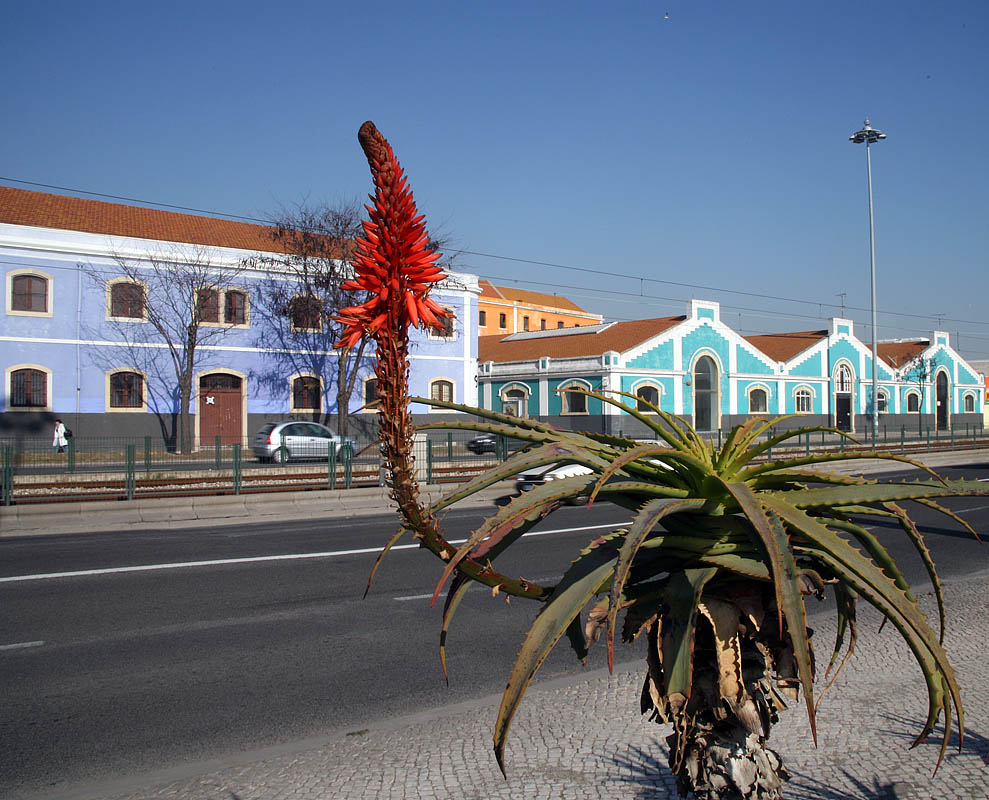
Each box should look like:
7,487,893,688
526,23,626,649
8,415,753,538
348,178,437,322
877,340,929,367
478,279,595,314
0,186,301,254
478,316,685,362
743,330,828,363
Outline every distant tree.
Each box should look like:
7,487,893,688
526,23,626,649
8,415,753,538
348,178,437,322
902,356,935,435
85,245,244,453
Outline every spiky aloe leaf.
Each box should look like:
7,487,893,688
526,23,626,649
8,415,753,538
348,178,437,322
439,573,472,682
724,422,845,477
717,415,800,473
740,451,947,484
493,532,623,775
915,497,983,543
772,479,987,508
767,498,963,763
578,389,697,454
587,444,682,506
885,502,946,643
606,498,707,670
659,568,718,707
364,525,409,598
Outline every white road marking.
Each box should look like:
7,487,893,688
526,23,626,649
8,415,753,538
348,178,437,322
0,521,627,585
0,640,45,651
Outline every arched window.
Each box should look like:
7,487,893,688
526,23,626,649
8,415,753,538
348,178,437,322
560,381,589,415
289,294,322,331
836,364,852,393
10,274,48,313
500,385,528,417
363,378,378,408
906,392,921,413
110,281,145,319
292,376,321,411
795,388,813,413
876,390,889,414
635,384,660,413
964,393,975,413
430,379,454,403
110,372,144,408
748,387,768,414
9,368,47,408
693,356,719,432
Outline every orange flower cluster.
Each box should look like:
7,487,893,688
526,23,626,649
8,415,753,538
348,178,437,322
335,121,448,350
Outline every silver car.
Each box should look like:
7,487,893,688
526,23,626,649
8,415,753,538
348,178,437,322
253,421,356,463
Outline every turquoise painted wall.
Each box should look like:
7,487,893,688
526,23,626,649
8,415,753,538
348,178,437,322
547,376,603,415
863,355,893,381
491,379,538,416
681,324,731,414
626,339,674,370
735,345,775,375
828,339,860,374
737,379,775,413
788,351,824,377
782,383,825,414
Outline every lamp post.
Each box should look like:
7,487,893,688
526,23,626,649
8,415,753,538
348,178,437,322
850,119,886,438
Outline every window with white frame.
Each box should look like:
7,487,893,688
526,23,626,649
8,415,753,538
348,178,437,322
500,386,528,417
795,388,813,413
876,390,889,414
289,294,322,331
109,371,144,409
362,377,379,409
635,384,661,413
560,381,589,415
835,364,852,393
108,279,146,320
748,387,768,413
7,366,50,409
964,393,975,413
8,271,51,315
430,307,456,339
291,375,321,411
906,392,921,413
430,379,454,403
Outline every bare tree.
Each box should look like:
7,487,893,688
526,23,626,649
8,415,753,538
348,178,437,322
85,245,243,453
902,356,935,435
247,201,371,437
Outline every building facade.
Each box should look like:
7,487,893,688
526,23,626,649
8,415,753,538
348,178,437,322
478,299,985,437
476,280,602,336
0,187,478,445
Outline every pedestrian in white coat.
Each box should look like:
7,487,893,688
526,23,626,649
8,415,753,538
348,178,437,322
53,419,68,453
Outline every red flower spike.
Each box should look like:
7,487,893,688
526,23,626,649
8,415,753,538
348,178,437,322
333,121,449,350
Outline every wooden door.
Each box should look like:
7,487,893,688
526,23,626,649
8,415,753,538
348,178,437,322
200,374,243,446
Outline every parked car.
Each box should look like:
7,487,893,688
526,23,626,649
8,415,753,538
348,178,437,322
515,462,594,502
466,434,498,454
253,421,356,463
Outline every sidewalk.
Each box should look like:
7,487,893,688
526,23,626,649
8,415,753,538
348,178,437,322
53,569,989,800
4,448,988,538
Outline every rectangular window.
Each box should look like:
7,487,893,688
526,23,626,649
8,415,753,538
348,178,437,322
557,321,564,329
12,275,48,312
224,291,247,325
110,372,144,408
111,283,145,318
498,313,507,329
478,309,486,326
523,316,530,331
198,288,220,323
540,319,546,330
293,376,320,410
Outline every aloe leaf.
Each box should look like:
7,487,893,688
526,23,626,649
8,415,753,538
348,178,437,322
427,440,610,515
659,568,718,704
719,415,800,473
410,395,564,435
819,582,857,702
493,539,621,775
723,422,829,476
764,508,818,742
439,574,472,683
609,389,699,448
606,498,707,671
748,469,875,491
565,615,589,663
885,502,945,644
914,498,983,543
430,474,599,606
769,500,963,757
587,444,677,506
364,525,409,598
571,388,693,453
770,479,988,508
740,451,948,484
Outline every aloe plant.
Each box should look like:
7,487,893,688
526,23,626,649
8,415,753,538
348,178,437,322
341,121,986,799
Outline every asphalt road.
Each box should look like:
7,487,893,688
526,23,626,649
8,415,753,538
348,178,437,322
2,463,988,799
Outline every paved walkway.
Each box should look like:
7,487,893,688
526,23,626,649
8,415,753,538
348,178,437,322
60,570,989,800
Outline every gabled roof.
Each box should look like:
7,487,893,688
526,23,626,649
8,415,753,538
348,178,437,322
478,316,685,362
0,186,296,254
742,330,828,363
877,340,929,368
478,279,595,314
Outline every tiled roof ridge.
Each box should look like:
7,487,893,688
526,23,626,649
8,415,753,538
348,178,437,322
0,185,302,255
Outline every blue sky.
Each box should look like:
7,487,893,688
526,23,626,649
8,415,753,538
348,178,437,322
4,1,988,357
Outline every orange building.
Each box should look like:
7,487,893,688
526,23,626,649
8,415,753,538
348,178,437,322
476,280,602,336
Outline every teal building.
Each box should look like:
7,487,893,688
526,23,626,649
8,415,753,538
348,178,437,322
477,299,984,437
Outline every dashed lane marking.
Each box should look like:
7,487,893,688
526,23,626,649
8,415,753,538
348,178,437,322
0,640,45,651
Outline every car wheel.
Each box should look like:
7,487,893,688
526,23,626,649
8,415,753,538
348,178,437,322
273,447,289,464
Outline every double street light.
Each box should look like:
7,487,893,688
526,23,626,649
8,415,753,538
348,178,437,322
850,119,886,437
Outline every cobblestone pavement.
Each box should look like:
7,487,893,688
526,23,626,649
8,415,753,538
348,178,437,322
88,570,989,800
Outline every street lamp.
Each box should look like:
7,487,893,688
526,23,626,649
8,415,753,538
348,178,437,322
850,118,886,439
